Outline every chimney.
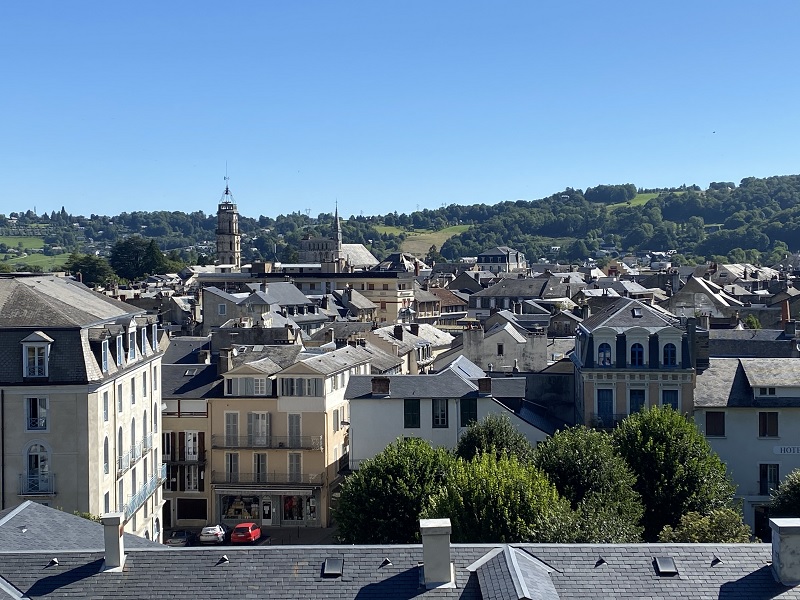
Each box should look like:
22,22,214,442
101,512,125,569
218,348,233,375
782,299,791,325
786,320,797,338
420,518,454,589
197,349,211,364
771,518,800,585
393,324,404,341
477,377,492,395
371,377,390,396
415,261,420,276
410,323,420,336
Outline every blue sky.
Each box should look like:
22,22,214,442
2,1,798,220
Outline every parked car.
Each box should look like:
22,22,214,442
165,530,195,547
198,524,229,545
230,522,262,544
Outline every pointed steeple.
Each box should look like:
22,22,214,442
334,201,342,244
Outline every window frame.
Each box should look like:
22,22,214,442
432,398,449,429
759,411,779,438
404,399,421,429
629,343,644,367
662,343,677,367
23,344,49,378
25,396,48,432
460,398,478,428
705,411,725,437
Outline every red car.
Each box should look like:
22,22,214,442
230,522,262,544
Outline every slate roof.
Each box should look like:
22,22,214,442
341,243,380,268
161,336,212,365
694,358,800,408
0,275,141,328
579,298,680,332
0,542,793,599
0,501,164,553
708,328,799,358
161,363,221,399
346,368,477,400
293,344,374,375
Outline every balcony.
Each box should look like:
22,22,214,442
210,471,324,486
211,435,323,451
122,464,166,521
164,449,207,465
143,432,153,451
19,474,56,496
117,436,152,477
590,413,630,431
27,417,47,431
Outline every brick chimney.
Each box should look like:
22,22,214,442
101,512,125,570
477,377,492,396
420,518,454,589
771,518,800,585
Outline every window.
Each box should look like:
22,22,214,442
630,343,644,367
104,492,110,514
185,431,199,461
225,413,239,447
380,301,387,310
128,331,136,361
254,378,267,396
140,329,148,355
117,384,123,413
759,412,779,437
597,343,612,367
432,398,448,428
248,412,270,447
26,397,47,431
186,464,199,491
288,414,301,447
460,398,478,427
225,453,239,483
706,411,725,436
103,391,109,422
218,304,227,316
596,388,614,422
151,324,158,352
382,283,389,290
404,399,420,428
662,343,677,367
101,340,109,373
497,343,504,356
26,442,51,494
142,372,148,397
288,453,301,483
759,387,777,396
118,480,124,512
760,463,780,495
153,403,158,433
254,453,267,483
661,389,679,410
629,389,645,414
24,345,48,377
333,409,340,432
162,432,172,461
131,381,136,405
116,336,123,366
367,283,375,291
103,437,109,475
153,366,158,390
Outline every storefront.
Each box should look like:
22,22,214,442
216,488,320,528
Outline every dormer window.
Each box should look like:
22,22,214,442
662,343,677,367
140,328,148,355
630,343,644,367
101,340,109,373
151,324,158,352
598,343,612,367
116,335,124,366
128,330,136,361
21,331,53,378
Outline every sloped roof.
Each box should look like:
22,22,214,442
161,363,221,399
341,243,379,268
580,298,679,332
0,276,141,328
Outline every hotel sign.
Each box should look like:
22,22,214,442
774,446,800,455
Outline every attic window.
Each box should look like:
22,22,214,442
632,308,643,318
184,368,198,376
322,557,344,577
654,556,678,576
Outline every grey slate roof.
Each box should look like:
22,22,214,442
0,542,794,599
0,501,164,552
346,368,477,400
161,363,221,399
579,297,679,332
709,328,799,358
161,336,212,365
694,358,800,408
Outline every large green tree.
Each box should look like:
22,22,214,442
455,413,535,463
770,468,800,517
533,426,643,542
333,438,452,544
658,508,752,543
109,236,168,281
64,252,116,287
423,452,573,543
613,406,735,541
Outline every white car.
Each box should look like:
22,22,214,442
198,524,228,544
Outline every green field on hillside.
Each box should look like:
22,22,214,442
606,193,659,210
0,235,46,249
1,253,69,271
401,225,471,257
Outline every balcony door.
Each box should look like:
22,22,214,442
288,414,301,448
248,413,270,447
26,443,50,493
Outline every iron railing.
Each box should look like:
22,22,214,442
210,435,323,450
19,474,55,495
210,471,323,485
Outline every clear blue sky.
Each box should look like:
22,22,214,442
2,1,798,221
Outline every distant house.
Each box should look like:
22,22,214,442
476,246,527,273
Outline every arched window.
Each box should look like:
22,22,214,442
630,343,644,367
663,343,677,367
26,443,51,493
598,343,612,367
103,437,109,475
143,410,148,441
117,427,123,460
153,402,158,434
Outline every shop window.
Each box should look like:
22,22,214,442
177,498,207,520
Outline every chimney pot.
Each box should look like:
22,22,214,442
100,512,125,569
420,518,454,589
771,518,800,585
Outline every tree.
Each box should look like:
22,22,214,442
425,244,443,265
613,406,735,541
770,468,800,517
456,413,535,463
109,236,167,281
333,438,453,544
423,452,574,543
533,426,643,542
658,508,752,543
64,252,116,287
743,314,762,330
